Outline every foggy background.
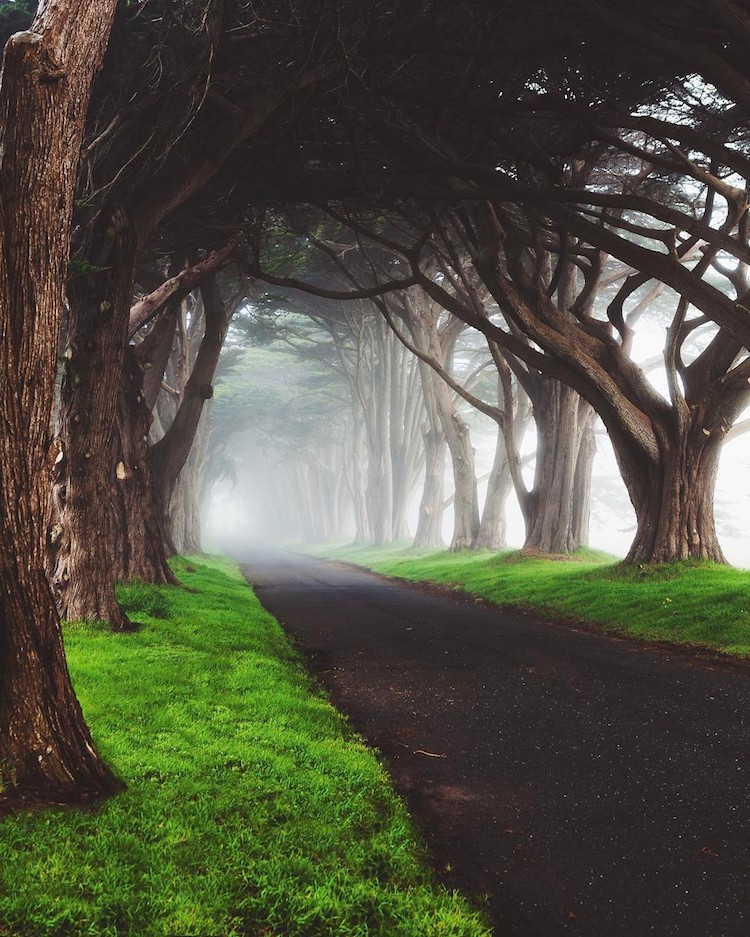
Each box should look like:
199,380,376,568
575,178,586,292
201,296,750,567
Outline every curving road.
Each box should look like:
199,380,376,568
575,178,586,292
240,549,750,936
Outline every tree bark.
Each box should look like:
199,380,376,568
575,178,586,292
413,419,446,549
362,324,394,546
474,424,512,550
443,404,481,551
108,297,181,583
110,346,178,583
388,336,423,541
52,209,137,630
169,404,211,555
365,443,393,546
572,418,596,550
523,382,595,555
0,1,121,805
150,275,234,551
405,297,479,551
618,424,727,563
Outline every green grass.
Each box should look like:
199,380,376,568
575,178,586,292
304,543,750,657
0,557,490,937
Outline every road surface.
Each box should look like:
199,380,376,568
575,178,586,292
241,549,750,936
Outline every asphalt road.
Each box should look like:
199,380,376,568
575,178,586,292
240,549,750,936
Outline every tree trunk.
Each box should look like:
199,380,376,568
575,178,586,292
523,382,594,555
0,1,121,805
365,446,393,546
413,423,446,548
406,301,478,551
109,299,181,582
620,426,726,563
571,418,596,550
150,275,233,553
363,344,394,546
474,425,512,550
388,337,423,541
169,404,211,555
389,334,410,541
170,465,204,555
110,348,178,583
52,209,136,630
347,406,371,544
444,406,481,551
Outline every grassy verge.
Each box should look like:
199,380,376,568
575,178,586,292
304,542,750,657
0,557,490,936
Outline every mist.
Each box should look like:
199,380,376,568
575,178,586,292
200,308,750,568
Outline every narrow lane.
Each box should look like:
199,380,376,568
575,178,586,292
241,549,750,936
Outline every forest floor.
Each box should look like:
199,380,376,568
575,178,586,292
242,547,750,937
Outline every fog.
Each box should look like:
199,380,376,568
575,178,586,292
197,254,750,568
203,420,750,567
202,311,750,567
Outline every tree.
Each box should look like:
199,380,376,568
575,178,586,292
53,0,368,626
150,272,245,551
112,241,240,577
392,287,480,551
329,27,750,562
247,0,747,562
253,287,425,546
262,210,593,555
0,0,121,806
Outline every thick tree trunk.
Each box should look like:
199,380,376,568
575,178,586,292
474,425,512,551
523,382,594,555
0,1,121,805
621,429,726,563
111,349,178,583
52,210,136,630
109,299,180,582
170,465,204,555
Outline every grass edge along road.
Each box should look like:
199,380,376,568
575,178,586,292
302,543,750,658
0,556,490,937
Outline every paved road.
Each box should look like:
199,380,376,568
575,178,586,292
241,549,750,936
